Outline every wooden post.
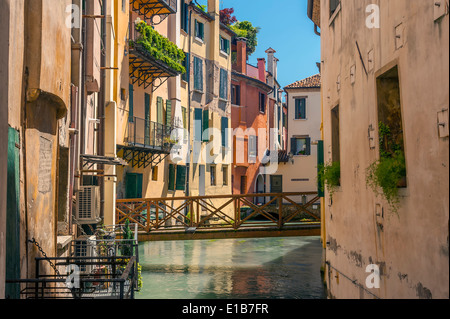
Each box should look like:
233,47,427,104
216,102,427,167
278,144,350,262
278,195,283,229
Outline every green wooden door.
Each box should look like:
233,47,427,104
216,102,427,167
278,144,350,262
126,173,143,199
6,127,20,299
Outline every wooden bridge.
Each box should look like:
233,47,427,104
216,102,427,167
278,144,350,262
116,192,321,241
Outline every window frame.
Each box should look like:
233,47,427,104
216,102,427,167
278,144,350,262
194,19,205,42
259,92,266,114
291,137,311,156
210,165,217,186
193,56,204,92
294,98,307,120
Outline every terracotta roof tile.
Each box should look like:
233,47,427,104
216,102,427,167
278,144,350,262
284,74,321,89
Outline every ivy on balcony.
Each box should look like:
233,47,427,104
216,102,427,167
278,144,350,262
133,21,186,75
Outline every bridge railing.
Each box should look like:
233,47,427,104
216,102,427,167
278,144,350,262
116,192,320,233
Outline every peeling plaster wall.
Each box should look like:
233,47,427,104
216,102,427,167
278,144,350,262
320,0,449,299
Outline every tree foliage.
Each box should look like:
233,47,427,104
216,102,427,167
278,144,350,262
220,8,237,26
230,21,260,57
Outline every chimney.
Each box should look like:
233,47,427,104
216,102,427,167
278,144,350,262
236,37,247,74
257,58,266,83
265,47,276,78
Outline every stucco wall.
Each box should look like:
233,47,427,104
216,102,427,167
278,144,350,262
276,88,321,202
320,0,449,299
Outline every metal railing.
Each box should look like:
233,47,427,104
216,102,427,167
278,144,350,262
116,193,321,233
6,224,140,299
126,116,174,153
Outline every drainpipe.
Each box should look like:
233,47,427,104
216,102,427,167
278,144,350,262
186,4,193,198
98,0,107,220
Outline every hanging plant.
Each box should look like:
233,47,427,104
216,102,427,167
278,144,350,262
318,161,341,199
134,21,186,74
366,122,406,215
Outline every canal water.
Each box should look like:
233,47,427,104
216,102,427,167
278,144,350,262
136,236,326,299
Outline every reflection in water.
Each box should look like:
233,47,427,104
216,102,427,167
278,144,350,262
137,236,326,299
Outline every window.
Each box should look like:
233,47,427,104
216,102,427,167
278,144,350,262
182,53,189,82
220,36,230,54
259,92,266,113
222,165,228,186
249,135,257,161
291,137,311,156
120,88,126,101
152,166,159,181
331,105,340,163
231,85,240,105
181,1,189,33
195,20,204,41
166,99,173,127
176,165,187,191
210,165,216,186
220,68,228,100
240,176,247,194
295,98,306,119
376,66,407,186
193,56,203,92
122,0,126,12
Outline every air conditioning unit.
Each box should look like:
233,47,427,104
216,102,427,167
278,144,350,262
75,186,102,224
72,235,97,275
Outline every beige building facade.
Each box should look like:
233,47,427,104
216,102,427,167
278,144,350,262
308,0,449,298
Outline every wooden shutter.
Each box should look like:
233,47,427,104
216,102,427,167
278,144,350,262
220,69,227,100
182,106,187,129
194,108,203,141
168,164,176,191
126,173,143,199
317,140,325,197
128,84,134,122
166,100,172,127
291,138,298,155
221,117,228,147
306,137,311,155
145,94,151,145
202,109,209,142
157,97,164,124
176,166,187,191
182,52,189,82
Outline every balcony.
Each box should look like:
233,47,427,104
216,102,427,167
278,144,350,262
5,224,140,299
130,0,177,22
118,116,176,168
129,20,185,91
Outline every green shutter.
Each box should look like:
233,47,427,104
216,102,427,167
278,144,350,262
6,127,20,299
318,140,325,197
176,166,187,191
166,100,172,127
157,97,164,124
306,137,311,156
221,117,228,147
128,84,134,122
168,164,176,191
220,69,228,100
194,108,203,141
194,57,203,91
202,109,209,142
291,138,298,155
182,107,187,129
126,173,143,199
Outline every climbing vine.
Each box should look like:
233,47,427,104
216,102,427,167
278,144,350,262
366,122,406,215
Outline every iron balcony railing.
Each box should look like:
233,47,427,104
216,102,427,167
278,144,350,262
6,224,140,299
126,116,174,153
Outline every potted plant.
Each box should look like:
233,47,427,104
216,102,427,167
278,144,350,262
318,161,341,199
366,122,407,214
